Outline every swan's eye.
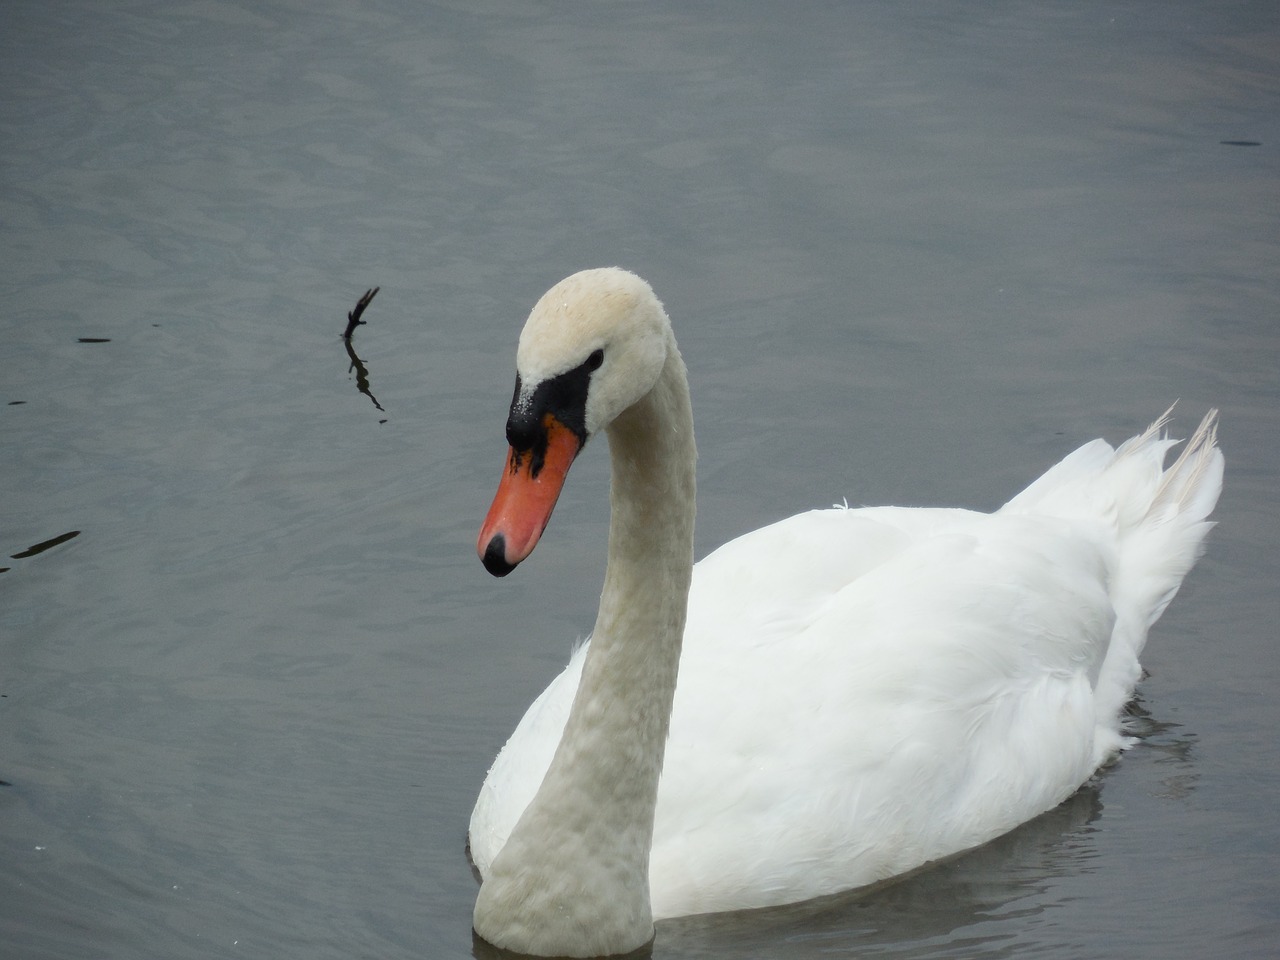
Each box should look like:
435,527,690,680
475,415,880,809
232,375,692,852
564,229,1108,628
586,348,604,372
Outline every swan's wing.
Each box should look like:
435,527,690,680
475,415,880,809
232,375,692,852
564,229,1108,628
651,506,1117,917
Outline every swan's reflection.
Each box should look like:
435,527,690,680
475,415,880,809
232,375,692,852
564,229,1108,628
1124,694,1200,801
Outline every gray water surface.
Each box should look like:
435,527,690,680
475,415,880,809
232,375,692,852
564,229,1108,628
3,2,1278,958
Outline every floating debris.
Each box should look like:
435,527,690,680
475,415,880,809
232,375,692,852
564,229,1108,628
11,530,81,560
340,287,386,415
343,287,379,340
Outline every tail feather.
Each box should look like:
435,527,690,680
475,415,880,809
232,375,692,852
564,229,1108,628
1150,408,1222,525
1118,407,1222,629
1001,407,1223,763
1002,405,1223,539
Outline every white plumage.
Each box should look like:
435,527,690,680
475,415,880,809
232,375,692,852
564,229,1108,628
469,268,1222,956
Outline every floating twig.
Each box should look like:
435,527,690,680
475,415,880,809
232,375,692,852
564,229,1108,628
343,286,379,339
339,287,386,416
10,530,81,560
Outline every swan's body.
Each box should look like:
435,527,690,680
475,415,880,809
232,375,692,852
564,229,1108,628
470,268,1223,957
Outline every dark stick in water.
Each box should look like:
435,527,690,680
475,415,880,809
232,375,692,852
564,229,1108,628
343,287,380,340
341,287,385,415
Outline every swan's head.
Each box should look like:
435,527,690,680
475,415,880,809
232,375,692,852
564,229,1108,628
477,267,671,577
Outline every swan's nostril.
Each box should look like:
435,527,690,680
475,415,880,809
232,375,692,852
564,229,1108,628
505,410,542,454
482,535,518,577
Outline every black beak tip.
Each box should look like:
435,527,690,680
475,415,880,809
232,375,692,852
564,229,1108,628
481,535,518,578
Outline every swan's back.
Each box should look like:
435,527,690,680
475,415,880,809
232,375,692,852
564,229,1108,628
469,409,1222,919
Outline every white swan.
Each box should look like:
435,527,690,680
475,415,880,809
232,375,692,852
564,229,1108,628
469,267,1223,958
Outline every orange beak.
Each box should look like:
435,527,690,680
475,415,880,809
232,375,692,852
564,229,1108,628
477,414,583,576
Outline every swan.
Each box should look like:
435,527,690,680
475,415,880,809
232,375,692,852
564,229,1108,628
469,267,1223,957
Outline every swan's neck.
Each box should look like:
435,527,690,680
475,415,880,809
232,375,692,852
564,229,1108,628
474,342,696,957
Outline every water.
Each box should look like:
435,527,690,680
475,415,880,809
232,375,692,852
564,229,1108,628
2,1,1277,957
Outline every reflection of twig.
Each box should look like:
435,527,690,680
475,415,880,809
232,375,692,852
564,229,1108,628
343,286,379,339
345,337,385,412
